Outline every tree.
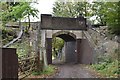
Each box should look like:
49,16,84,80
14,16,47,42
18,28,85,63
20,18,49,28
89,2,107,25
53,1,119,31
106,2,120,35
0,2,39,48
52,37,64,58
53,1,89,18
88,2,120,35
0,2,39,31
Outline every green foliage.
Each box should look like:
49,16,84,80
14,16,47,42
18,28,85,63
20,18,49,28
1,2,39,46
53,1,88,17
52,37,64,50
53,1,120,35
9,40,31,57
91,49,119,78
89,2,107,24
52,37,64,58
32,71,41,75
97,55,112,64
107,2,120,35
92,60,119,78
41,65,55,75
2,28,17,45
89,2,120,35
0,2,39,26
32,65,55,76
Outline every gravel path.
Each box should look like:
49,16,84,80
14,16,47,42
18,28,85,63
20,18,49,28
52,63,97,78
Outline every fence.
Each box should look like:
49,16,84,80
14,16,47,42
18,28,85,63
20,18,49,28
18,55,38,79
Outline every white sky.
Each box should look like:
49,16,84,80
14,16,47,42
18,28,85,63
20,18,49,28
29,0,93,22
29,0,56,22
28,0,114,22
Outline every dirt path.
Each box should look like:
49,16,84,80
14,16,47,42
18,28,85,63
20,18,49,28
51,63,97,78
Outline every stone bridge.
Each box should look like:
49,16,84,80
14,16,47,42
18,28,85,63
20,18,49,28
45,30,93,64
40,14,94,65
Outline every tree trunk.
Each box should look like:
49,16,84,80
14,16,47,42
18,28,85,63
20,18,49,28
117,35,120,63
41,30,48,68
35,23,42,71
27,14,30,31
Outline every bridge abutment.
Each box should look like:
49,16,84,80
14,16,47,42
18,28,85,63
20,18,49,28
46,38,52,64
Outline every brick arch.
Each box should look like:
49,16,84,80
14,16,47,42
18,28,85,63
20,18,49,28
52,31,76,41
51,31,77,63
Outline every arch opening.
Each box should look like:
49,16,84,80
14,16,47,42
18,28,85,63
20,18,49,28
52,31,77,64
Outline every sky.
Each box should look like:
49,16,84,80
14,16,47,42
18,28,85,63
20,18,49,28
29,0,56,22
29,0,91,22
29,0,93,22
27,0,94,22
28,0,119,22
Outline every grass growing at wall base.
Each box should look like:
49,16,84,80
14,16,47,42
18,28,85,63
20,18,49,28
32,65,56,76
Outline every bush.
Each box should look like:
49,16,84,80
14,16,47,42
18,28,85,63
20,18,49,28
9,40,31,58
91,60,119,78
2,28,17,45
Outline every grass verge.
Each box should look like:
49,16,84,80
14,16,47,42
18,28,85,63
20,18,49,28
90,60,119,78
31,65,58,78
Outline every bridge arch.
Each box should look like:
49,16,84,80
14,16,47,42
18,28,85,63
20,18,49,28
46,30,93,64
53,31,76,41
52,31,77,63
41,14,93,65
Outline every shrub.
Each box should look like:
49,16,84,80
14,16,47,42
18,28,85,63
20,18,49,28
91,60,119,78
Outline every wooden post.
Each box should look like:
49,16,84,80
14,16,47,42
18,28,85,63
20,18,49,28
46,38,52,64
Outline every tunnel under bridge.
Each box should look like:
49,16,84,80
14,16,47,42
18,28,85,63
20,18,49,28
46,30,93,64
40,14,94,64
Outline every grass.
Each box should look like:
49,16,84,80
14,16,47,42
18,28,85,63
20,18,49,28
91,49,120,78
32,65,56,76
91,60,119,78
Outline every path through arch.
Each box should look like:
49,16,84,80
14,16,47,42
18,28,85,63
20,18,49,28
52,31,77,64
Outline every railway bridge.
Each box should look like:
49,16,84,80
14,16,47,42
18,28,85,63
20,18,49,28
40,14,94,64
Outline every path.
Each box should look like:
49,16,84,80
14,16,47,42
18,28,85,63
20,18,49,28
52,62,97,78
